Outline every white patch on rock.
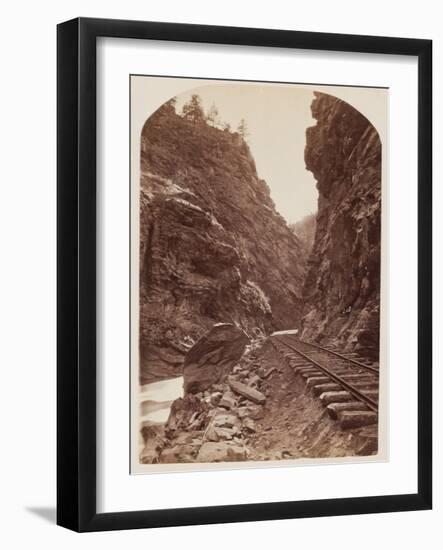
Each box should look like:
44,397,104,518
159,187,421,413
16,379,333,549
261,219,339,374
142,171,196,197
166,197,204,212
245,280,271,314
209,213,224,230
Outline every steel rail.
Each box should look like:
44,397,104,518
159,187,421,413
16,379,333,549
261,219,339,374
285,335,380,375
273,336,379,412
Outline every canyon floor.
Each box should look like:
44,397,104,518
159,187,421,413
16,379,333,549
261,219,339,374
243,341,377,461
140,337,378,465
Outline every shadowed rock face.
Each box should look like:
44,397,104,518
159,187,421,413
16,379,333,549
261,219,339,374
301,92,382,359
183,323,250,394
139,102,305,383
290,213,317,268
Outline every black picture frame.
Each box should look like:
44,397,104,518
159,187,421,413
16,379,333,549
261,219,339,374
57,17,432,532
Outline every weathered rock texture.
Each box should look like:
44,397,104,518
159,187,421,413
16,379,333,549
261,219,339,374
290,213,317,267
183,323,250,394
301,92,381,359
139,337,378,465
139,101,304,382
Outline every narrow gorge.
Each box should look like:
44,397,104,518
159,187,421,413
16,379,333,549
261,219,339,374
136,87,382,466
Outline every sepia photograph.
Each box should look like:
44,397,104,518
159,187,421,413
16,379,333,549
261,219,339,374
54,14,432,535
130,76,388,472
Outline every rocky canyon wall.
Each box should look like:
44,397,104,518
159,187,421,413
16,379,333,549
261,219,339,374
301,92,382,359
139,101,305,382
290,213,317,267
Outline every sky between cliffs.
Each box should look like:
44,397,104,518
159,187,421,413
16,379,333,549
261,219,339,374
174,84,318,224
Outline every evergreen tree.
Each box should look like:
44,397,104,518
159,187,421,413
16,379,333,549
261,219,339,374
181,94,205,123
237,118,249,139
206,103,220,126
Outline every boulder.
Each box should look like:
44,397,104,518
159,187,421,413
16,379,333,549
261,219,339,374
212,413,241,429
228,377,266,404
160,444,195,463
165,394,207,433
219,391,237,410
242,417,256,432
236,404,264,420
205,426,220,442
247,404,264,420
197,441,249,462
139,425,166,464
236,406,250,419
183,323,250,394
140,448,159,464
206,426,239,442
209,391,223,406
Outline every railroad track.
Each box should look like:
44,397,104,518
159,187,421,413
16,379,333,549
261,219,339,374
272,335,379,430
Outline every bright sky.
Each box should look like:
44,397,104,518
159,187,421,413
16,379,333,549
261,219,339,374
174,84,318,224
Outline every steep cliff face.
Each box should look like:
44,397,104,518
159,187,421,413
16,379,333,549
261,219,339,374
139,102,305,382
301,92,381,359
291,213,316,264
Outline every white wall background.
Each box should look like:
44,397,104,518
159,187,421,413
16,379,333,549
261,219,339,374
0,0,440,547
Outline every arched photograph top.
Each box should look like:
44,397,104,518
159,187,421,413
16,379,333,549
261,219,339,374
130,76,388,474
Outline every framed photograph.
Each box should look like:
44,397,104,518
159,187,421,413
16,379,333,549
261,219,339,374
57,17,432,531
